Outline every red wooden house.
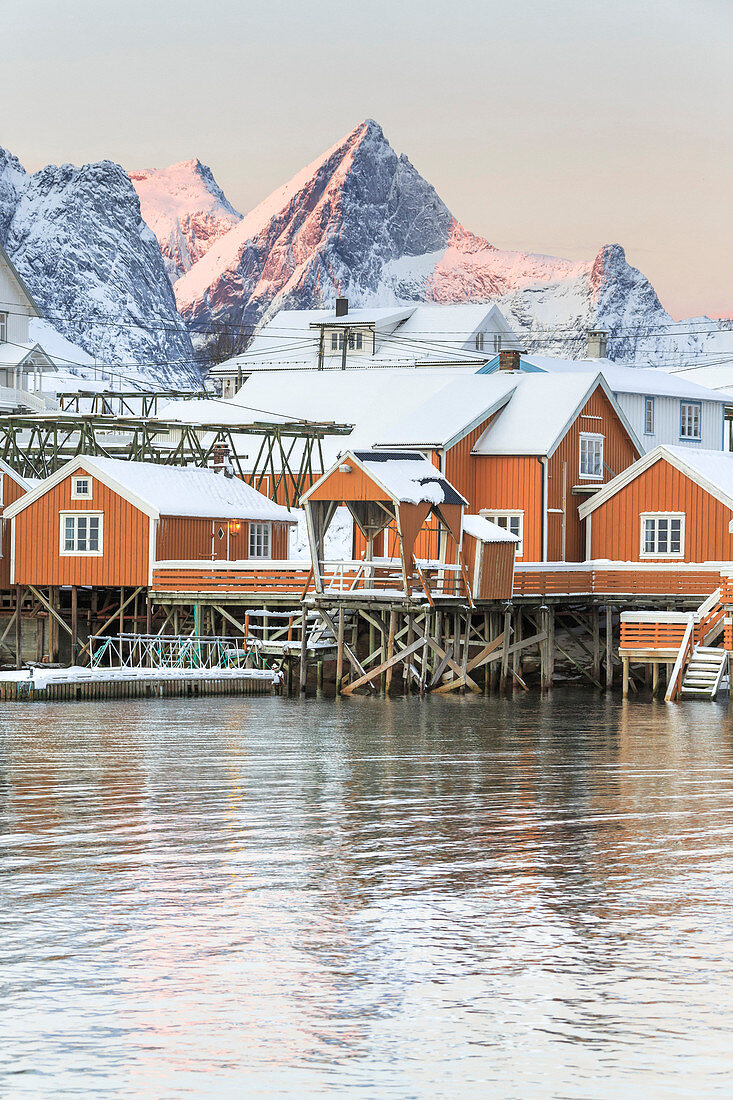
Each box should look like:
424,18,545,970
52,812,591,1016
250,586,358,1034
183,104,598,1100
0,459,34,590
4,456,296,589
579,445,733,563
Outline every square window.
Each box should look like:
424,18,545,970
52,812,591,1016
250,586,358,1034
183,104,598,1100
60,513,103,555
640,514,684,558
71,476,92,499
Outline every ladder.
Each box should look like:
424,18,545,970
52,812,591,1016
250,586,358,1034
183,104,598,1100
680,646,728,699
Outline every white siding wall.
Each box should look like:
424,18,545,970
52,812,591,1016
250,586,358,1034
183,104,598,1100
0,259,32,345
616,392,725,453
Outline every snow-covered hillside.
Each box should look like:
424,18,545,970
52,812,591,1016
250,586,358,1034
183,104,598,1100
130,159,242,283
173,119,733,367
0,147,200,388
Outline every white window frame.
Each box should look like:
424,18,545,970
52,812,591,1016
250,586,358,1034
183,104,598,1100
579,433,604,480
0,312,7,343
248,521,271,559
481,510,524,556
71,475,93,500
644,396,655,435
680,401,701,440
639,512,685,559
59,511,104,556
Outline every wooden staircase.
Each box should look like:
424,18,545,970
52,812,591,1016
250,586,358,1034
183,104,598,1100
680,646,728,699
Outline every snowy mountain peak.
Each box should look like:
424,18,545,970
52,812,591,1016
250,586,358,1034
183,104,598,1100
130,158,242,282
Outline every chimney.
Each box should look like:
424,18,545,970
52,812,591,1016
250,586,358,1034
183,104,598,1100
498,348,522,372
213,443,229,473
335,297,348,317
587,330,608,358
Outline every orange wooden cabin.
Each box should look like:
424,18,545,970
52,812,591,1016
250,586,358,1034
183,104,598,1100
0,460,34,590
3,456,297,589
579,446,733,564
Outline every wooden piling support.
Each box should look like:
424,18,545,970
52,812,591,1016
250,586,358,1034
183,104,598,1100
592,606,601,681
500,608,511,693
299,608,308,696
335,607,345,693
384,609,397,695
15,586,22,670
605,603,613,691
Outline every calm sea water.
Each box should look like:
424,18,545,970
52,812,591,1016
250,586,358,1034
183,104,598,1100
1,692,733,1098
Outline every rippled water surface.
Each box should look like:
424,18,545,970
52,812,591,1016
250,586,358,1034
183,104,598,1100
2,692,733,1097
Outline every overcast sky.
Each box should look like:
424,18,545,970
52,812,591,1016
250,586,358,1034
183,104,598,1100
5,0,731,319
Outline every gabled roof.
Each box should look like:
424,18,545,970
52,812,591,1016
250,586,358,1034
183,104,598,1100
479,353,728,404
3,457,296,522
578,445,733,520
0,457,33,495
303,449,468,508
472,372,643,458
0,342,55,369
0,242,42,318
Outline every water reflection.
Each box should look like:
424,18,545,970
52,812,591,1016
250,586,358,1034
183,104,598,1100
1,693,733,1097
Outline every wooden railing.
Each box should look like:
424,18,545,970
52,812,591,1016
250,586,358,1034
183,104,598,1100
151,559,471,602
665,616,696,702
513,561,723,598
620,613,690,652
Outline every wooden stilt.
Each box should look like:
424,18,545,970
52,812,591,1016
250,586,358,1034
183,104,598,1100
483,610,490,694
652,660,660,697
15,585,22,670
605,603,614,691
622,656,630,698
512,608,523,685
592,606,601,681
385,609,397,695
316,659,324,697
71,585,78,664
299,607,308,696
500,608,511,693
335,607,345,693
404,615,413,695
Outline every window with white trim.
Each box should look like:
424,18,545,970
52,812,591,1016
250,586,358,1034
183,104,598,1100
579,433,604,479
248,521,271,559
482,511,523,556
60,513,103,555
680,401,701,440
644,397,654,435
71,476,92,499
475,332,485,351
640,513,684,558
0,312,7,343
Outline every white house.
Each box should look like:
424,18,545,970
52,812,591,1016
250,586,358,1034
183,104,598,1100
477,351,728,452
211,301,522,397
0,242,57,411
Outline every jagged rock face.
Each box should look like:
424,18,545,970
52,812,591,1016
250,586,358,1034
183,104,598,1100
0,148,26,245
174,120,454,347
173,121,733,366
130,159,242,283
3,156,199,384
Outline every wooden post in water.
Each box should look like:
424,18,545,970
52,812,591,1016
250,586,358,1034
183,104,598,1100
500,608,511,693
404,614,413,695
460,612,470,695
605,604,614,690
540,606,550,692
49,587,59,664
622,656,630,697
15,585,22,670
652,660,660,697
71,586,78,665
299,607,308,696
335,607,345,693
592,606,601,681
384,609,397,695
512,608,523,684
483,610,490,694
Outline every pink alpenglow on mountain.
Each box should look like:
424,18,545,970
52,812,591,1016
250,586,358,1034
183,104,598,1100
171,119,733,365
130,159,242,283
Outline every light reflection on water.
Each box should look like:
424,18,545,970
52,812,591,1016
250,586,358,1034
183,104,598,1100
1,693,733,1098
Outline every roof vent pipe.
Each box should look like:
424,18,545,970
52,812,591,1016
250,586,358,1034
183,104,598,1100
587,330,608,358
335,297,348,317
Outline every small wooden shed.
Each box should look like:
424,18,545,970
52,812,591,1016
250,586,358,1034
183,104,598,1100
461,514,518,601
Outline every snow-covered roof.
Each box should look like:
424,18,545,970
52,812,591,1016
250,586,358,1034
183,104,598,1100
0,242,42,319
664,365,733,402
0,457,33,494
472,372,642,457
515,355,728,404
3,457,296,522
579,445,733,519
304,449,467,507
462,514,518,543
0,342,55,369
212,302,521,374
